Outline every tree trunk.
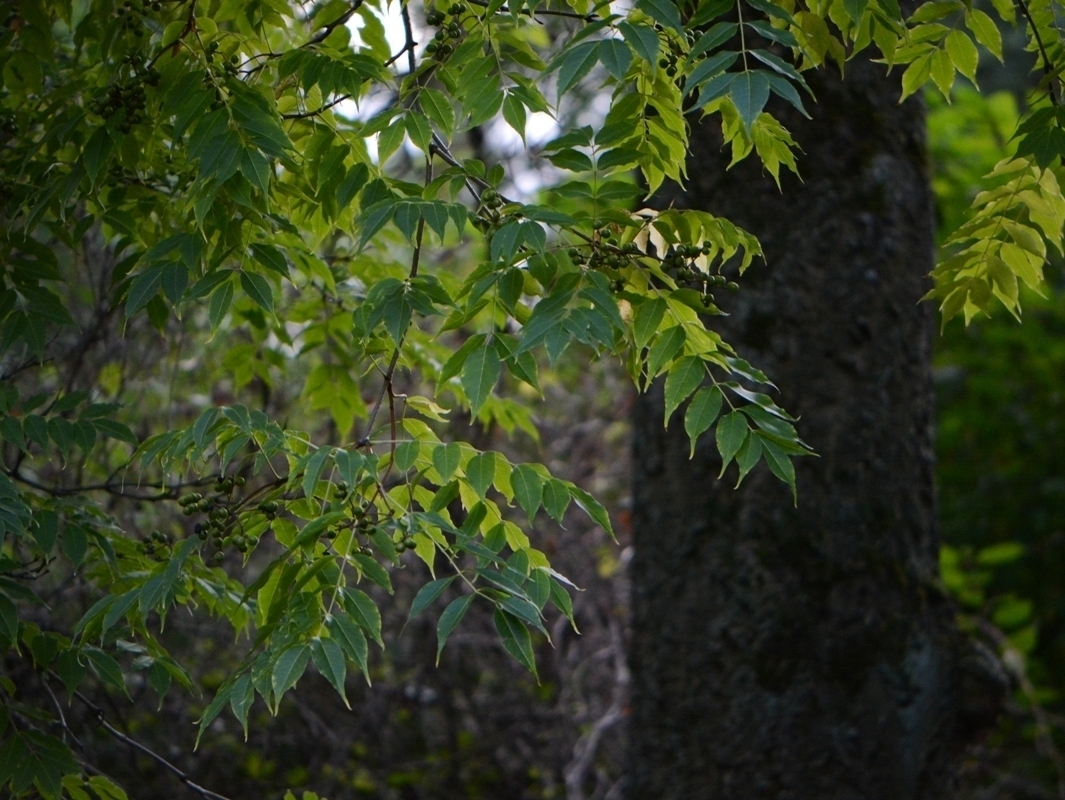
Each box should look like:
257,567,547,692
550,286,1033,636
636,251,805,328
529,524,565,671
628,58,1001,799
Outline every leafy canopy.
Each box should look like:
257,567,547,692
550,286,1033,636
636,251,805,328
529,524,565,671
0,0,1061,792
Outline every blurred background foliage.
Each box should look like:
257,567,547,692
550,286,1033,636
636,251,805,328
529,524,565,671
930,42,1065,790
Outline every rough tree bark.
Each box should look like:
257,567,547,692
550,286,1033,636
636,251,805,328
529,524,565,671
628,58,1003,799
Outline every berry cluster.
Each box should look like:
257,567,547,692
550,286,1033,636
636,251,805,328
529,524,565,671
88,65,159,133
424,3,468,59
656,30,691,78
141,528,176,558
478,187,506,223
113,0,159,37
570,234,738,307
179,475,251,564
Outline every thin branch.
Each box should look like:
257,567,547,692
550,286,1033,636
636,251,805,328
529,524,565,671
358,157,431,449
400,0,420,75
42,680,84,752
1016,0,1059,105
563,617,628,800
281,94,351,119
307,0,366,46
63,681,235,800
467,0,596,21
7,469,217,501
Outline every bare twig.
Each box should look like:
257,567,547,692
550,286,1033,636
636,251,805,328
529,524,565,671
564,618,629,800
62,680,235,800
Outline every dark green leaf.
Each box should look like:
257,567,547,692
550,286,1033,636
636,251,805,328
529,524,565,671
271,644,310,699
240,271,274,313
311,638,349,707
684,386,723,456
716,410,749,475
729,70,771,132
436,594,473,663
410,576,455,619
510,464,544,521
465,452,496,499
494,608,537,676
598,38,633,80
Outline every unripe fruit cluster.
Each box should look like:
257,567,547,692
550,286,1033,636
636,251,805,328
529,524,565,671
424,2,467,59
88,69,159,133
570,236,738,307
177,475,254,563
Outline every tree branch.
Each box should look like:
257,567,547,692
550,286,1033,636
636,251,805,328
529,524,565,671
60,679,235,800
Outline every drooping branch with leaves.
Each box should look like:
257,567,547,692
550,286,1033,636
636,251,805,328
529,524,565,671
0,0,1062,793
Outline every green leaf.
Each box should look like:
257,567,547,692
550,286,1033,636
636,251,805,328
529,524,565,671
440,334,485,384
503,93,528,140
393,440,420,472
684,386,723,456
240,148,271,197
465,452,496,499
598,38,633,80
965,8,1002,61
729,71,771,133
160,263,189,304
92,418,137,444
48,417,73,454
82,127,113,187
87,775,129,800
125,267,164,317
461,342,501,416
85,647,129,698
510,464,544,521
664,356,706,424
250,243,289,277
196,682,234,744
619,21,660,67
930,47,955,97
493,608,537,676
558,41,600,98
638,0,684,31
61,525,87,567
433,442,462,482
240,271,274,313
302,446,332,501
543,479,571,522
409,576,455,619
271,644,310,700
0,594,18,646
311,638,349,708
646,325,686,383
633,298,666,349
351,552,393,593
842,0,868,23
735,430,762,485
758,434,797,501
327,611,370,680
436,594,473,663
716,410,749,475
342,587,384,648
420,88,455,138
24,414,48,449
208,278,234,330
568,484,613,537
900,53,932,101
945,30,979,83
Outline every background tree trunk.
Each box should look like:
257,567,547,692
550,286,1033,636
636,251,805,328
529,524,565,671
628,58,1001,799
